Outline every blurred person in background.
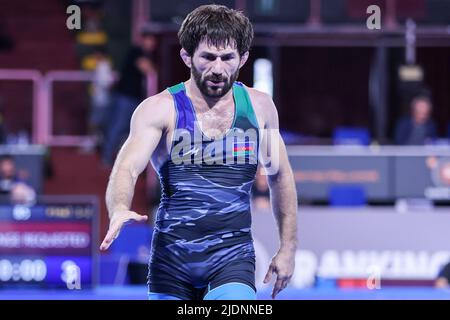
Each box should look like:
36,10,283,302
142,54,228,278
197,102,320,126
85,46,114,152
0,155,36,205
394,96,437,145
0,155,19,194
0,111,5,144
102,27,158,165
435,261,450,289
0,22,13,52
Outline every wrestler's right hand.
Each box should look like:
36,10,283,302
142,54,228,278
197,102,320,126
99,210,148,251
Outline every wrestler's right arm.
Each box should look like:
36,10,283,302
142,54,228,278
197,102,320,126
100,93,171,251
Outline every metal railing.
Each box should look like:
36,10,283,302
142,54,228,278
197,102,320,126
0,69,158,147
0,69,43,144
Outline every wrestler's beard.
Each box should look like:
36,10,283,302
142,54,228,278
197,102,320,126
192,63,239,98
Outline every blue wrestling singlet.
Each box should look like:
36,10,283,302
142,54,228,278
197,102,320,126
147,81,260,300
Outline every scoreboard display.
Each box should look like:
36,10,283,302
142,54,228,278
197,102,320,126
0,196,98,289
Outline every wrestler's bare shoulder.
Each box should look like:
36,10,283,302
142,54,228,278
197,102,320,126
243,85,278,127
132,90,175,130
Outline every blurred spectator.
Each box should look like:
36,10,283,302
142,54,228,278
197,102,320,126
435,261,450,288
252,167,270,210
394,96,437,145
84,46,114,152
0,22,13,52
102,27,158,165
0,111,5,144
447,123,450,141
0,155,36,205
0,155,18,193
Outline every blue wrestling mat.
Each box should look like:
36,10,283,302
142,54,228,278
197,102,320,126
1,286,449,300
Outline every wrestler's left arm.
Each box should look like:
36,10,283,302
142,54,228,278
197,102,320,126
254,92,298,299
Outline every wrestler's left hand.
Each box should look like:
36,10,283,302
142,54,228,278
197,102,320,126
263,249,295,299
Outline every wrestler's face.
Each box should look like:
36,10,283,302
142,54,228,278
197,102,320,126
185,40,248,98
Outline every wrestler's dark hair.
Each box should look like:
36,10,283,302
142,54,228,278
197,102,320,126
178,4,254,56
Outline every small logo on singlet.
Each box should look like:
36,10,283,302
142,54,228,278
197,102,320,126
233,142,255,156
183,147,200,157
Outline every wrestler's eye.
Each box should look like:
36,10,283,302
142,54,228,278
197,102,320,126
221,54,234,61
202,54,216,61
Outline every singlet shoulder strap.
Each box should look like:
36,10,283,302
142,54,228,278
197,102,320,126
167,82,195,132
232,82,259,130
167,82,184,95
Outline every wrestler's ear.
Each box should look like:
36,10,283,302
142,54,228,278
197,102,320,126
180,48,192,68
239,51,249,69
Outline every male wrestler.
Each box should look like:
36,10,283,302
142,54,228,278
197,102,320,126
100,4,298,300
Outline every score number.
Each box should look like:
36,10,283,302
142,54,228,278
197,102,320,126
0,259,47,282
